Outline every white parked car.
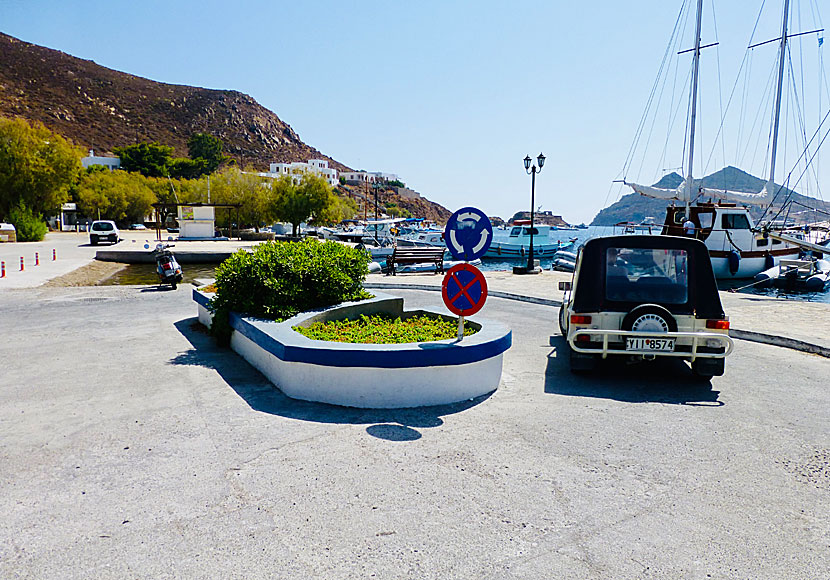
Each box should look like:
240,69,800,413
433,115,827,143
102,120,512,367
89,220,120,245
558,235,733,379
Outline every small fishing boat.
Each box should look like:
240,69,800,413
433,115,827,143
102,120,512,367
754,257,830,291
485,222,577,259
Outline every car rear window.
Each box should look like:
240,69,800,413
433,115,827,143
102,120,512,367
605,247,688,304
92,222,114,231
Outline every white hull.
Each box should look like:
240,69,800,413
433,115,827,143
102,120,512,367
485,240,575,259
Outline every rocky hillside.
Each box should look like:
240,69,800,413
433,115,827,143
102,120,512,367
0,32,346,170
592,166,830,225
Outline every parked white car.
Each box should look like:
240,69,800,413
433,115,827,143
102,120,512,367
558,235,733,379
89,220,120,245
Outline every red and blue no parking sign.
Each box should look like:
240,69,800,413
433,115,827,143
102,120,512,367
442,263,488,316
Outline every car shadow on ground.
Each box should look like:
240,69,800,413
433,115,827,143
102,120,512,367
545,335,722,406
171,317,491,441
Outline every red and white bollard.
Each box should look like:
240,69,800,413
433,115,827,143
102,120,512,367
35,252,39,266
52,249,56,261
1,261,5,278
19,257,24,271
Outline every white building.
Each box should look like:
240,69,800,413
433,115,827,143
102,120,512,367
340,170,400,185
81,150,120,171
265,159,338,186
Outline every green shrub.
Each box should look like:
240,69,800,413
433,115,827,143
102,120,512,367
8,203,48,241
209,238,371,345
294,314,478,344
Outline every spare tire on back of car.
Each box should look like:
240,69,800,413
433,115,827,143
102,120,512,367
621,304,677,333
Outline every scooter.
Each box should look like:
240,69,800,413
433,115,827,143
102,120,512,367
148,242,183,289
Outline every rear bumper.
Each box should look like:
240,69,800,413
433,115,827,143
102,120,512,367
568,329,733,361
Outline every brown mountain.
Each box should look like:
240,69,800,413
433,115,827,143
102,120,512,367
0,32,456,220
0,31,347,170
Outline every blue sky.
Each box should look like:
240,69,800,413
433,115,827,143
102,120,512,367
2,0,828,223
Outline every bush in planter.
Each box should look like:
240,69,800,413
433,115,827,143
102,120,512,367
209,238,371,345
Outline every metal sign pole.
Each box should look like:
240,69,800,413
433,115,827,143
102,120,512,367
457,315,465,341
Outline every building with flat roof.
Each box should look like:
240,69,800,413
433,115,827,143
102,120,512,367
264,159,338,186
81,150,120,171
340,170,400,185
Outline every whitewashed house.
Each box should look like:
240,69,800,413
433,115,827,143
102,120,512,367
340,170,399,185
265,159,338,186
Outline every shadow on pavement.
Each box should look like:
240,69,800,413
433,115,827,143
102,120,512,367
172,317,491,440
545,335,722,406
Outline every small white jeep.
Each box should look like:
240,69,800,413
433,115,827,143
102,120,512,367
558,235,733,379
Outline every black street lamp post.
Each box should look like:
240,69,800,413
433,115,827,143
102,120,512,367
523,152,545,271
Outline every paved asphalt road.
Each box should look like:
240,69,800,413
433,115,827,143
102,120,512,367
0,285,828,579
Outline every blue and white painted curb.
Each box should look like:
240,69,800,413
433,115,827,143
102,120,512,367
193,289,512,408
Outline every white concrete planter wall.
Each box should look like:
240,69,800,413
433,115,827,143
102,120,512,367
193,289,511,408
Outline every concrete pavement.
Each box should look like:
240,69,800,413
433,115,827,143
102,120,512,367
0,285,827,578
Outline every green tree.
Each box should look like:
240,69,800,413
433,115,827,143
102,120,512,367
270,173,337,236
187,133,225,174
113,142,174,177
168,157,208,180
0,117,82,219
143,175,201,226
317,194,358,224
76,170,156,223
209,168,272,230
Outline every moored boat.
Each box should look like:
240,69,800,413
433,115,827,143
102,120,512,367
484,223,577,259
754,258,830,291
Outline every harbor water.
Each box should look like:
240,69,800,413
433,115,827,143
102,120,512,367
100,225,829,304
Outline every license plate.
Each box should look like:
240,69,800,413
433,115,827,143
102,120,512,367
626,337,675,352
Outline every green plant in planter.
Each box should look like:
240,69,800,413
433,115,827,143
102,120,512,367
209,238,371,345
294,314,479,344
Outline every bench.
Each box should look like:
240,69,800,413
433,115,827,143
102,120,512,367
389,246,446,275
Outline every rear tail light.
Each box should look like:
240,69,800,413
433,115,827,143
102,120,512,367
570,315,592,324
576,334,591,343
706,319,730,330
162,262,173,270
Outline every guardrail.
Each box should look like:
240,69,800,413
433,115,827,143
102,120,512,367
568,329,734,361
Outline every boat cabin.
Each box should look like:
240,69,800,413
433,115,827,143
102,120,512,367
508,224,553,238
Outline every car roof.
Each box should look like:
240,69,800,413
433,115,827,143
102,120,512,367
572,234,724,318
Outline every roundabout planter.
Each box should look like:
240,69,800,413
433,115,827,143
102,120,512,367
193,289,511,408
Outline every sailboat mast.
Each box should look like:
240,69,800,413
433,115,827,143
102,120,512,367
767,0,790,190
684,0,705,212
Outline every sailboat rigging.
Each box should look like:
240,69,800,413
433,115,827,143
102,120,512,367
622,0,826,278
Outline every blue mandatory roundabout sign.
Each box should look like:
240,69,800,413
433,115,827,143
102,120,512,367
442,263,488,316
444,207,493,261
